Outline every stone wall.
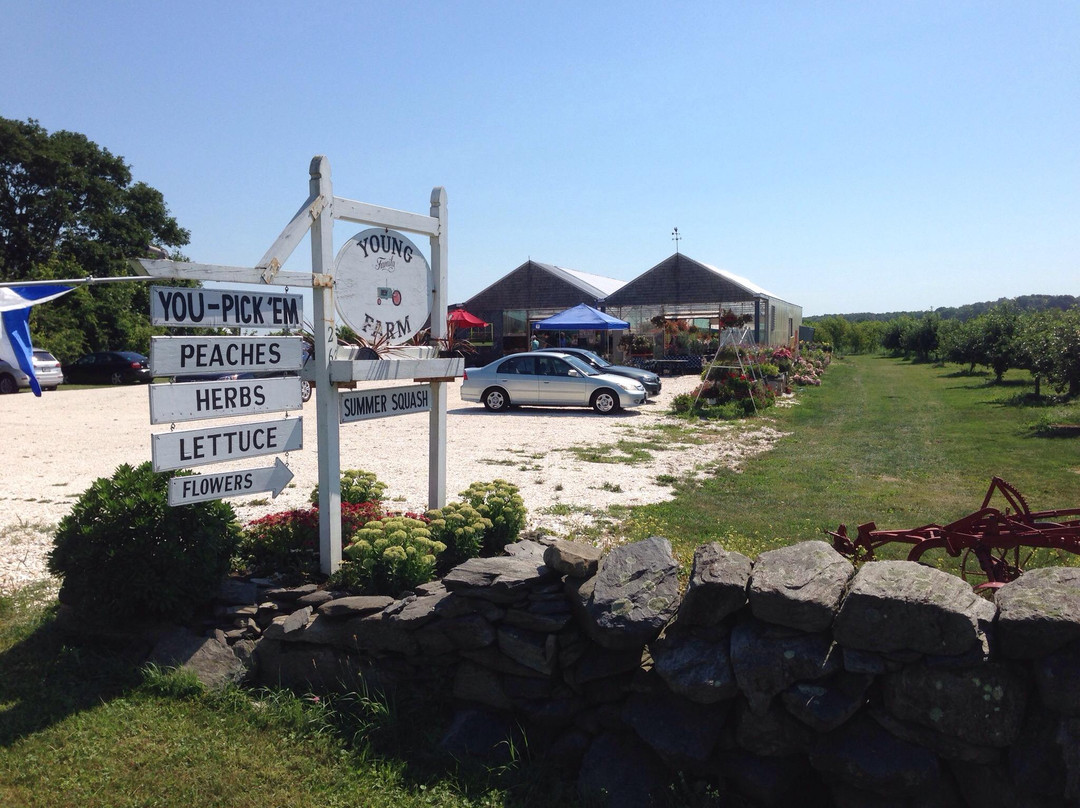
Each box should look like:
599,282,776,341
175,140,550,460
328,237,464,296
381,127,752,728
200,537,1080,807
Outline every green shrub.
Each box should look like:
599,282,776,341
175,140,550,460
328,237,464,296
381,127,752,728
333,516,446,595
425,502,493,571
309,469,386,506
460,479,527,553
48,462,241,623
672,393,695,413
237,501,383,576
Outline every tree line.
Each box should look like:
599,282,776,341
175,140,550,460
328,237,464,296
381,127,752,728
809,304,1080,398
813,294,1078,324
0,116,190,361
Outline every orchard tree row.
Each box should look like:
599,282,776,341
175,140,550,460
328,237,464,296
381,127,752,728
813,305,1080,398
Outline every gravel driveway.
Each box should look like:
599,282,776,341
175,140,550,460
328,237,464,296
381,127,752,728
1,374,786,591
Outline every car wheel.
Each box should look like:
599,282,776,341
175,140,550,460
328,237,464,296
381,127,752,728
482,387,510,412
591,389,620,414
109,371,124,385
0,374,17,394
299,379,312,403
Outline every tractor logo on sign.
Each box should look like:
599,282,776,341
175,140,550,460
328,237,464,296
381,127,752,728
377,287,402,306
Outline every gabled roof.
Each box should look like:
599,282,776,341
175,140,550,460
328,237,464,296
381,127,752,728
532,262,626,299
606,253,797,307
461,260,626,310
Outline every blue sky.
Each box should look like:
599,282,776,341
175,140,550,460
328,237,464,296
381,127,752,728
3,1,1077,316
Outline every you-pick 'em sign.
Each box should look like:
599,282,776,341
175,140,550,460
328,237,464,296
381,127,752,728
151,416,303,472
339,384,431,423
150,286,302,328
334,229,432,344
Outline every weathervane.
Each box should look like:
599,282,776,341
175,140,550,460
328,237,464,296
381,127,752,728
671,227,681,254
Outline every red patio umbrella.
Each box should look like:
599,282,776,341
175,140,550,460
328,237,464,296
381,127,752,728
447,308,488,327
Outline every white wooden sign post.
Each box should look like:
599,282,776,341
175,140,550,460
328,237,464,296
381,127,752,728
134,156,458,575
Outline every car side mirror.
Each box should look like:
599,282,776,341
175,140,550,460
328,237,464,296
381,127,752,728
567,369,579,377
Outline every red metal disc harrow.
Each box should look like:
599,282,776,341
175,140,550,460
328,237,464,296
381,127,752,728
829,477,1080,589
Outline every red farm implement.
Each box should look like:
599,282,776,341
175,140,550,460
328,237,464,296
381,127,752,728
829,477,1080,590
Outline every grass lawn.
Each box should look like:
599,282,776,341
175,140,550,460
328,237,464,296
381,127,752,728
1,353,1077,806
621,354,1080,577
0,585,579,808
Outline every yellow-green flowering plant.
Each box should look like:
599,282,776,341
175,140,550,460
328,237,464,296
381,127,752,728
425,501,493,571
460,479,527,554
334,515,445,595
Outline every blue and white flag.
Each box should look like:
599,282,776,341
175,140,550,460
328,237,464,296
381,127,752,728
0,285,72,396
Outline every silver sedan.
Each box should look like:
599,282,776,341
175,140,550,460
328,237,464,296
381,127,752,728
461,351,647,413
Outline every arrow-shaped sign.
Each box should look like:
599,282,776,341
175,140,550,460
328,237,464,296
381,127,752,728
168,458,294,506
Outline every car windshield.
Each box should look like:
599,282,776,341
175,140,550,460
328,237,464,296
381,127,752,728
578,350,611,367
561,355,599,376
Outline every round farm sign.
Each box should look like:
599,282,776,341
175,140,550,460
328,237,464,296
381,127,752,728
334,228,432,344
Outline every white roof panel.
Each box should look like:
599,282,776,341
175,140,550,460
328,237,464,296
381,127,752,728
698,261,791,304
539,263,626,299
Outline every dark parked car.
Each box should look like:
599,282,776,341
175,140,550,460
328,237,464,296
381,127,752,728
536,347,662,398
62,351,153,385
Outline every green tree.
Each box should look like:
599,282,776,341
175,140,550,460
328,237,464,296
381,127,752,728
849,320,885,354
1047,307,1080,398
809,316,852,353
1014,310,1058,397
0,117,189,359
881,317,911,355
939,318,984,373
974,304,1019,383
908,314,941,362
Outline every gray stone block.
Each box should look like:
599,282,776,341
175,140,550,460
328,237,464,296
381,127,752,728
543,538,602,578
730,617,839,714
678,542,751,627
834,561,985,656
570,535,681,650
442,555,555,603
749,540,852,632
881,662,1029,747
651,628,739,704
809,714,943,796
996,566,1080,659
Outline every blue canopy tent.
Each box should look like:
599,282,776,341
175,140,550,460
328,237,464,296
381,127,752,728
532,303,629,331
532,303,629,355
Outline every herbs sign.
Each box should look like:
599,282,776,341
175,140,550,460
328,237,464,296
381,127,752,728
334,228,432,344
